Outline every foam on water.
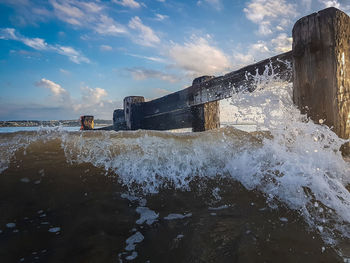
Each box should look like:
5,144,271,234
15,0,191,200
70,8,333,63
164,213,192,220
135,207,159,225
125,232,144,251
0,64,349,249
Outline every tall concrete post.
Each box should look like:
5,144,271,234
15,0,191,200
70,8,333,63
292,7,350,154
123,96,145,130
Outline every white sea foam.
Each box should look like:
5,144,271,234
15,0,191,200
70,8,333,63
279,217,288,222
164,213,192,220
136,207,159,225
48,227,61,233
125,232,144,251
6,223,16,228
175,234,184,239
208,205,229,211
20,178,30,183
125,251,138,261
211,187,221,201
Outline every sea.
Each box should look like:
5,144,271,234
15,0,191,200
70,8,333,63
0,70,349,262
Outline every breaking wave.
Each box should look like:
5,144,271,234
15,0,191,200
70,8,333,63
1,67,349,255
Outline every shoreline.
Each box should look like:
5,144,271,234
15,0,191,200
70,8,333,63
0,120,112,128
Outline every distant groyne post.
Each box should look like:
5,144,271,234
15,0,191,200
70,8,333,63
80,115,94,130
293,7,350,153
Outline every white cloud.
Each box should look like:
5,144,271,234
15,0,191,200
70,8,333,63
36,78,67,96
127,68,179,83
244,0,297,23
113,0,141,8
50,0,85,26
232,53,254,68
22,37,48,50
59,68,70,75
50,0,128,36
33,78,117,119
94,15,127,35
319,0,350,12
0,28,90,64
0,28,17,40
250,41,270,54
128,16,160,47
320,0,341,8
0,0,51,26
100,45,113,51
81,87,108,104
232,34,292,68
74,86,117,117
155,14,169,21
55,45,90,64
39,0,169,48
152,88,170,96
232,41,270,67
271,33,292,52
244,0,298,36
35,78,71,105
78,2,104,13
258,21,273,36
302,0,313,10
127,53,167,63
168,36,231,76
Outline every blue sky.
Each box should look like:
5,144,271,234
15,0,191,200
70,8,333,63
0,0,349,120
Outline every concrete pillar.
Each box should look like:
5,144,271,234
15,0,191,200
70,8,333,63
292,7,350,154
191,101,220,132
123,96,145,130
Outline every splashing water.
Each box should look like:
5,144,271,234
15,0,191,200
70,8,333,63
222,65,350,246
0,64,349,253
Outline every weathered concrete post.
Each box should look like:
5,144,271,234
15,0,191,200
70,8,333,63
124,96,145,130
191,76,220,132
293,7,350,154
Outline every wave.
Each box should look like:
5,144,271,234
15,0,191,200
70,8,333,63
1,69,349,255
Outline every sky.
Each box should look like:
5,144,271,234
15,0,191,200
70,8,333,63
0,0,349,120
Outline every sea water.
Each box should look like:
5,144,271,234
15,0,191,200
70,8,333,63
0,67,349,262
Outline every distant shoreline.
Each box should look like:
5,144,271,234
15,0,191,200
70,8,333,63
0,120,112,127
